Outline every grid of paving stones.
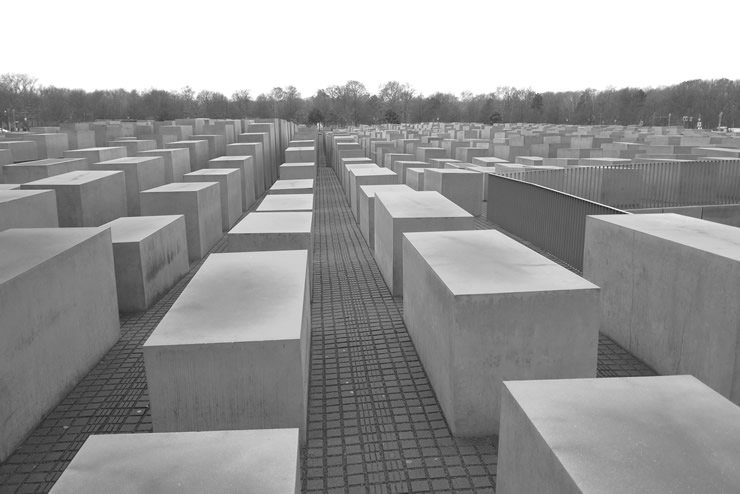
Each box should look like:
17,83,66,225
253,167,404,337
1,147,654,494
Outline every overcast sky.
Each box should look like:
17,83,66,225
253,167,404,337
4,0,739,98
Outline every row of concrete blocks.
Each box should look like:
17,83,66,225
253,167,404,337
332,137,490,217
335,129,740,217
0,136,273,190
0,120,288,194
334,148,740,490
399,219,740,493
123,172,316,493
0,121,298,455
1,125,306,491
330,123,740,163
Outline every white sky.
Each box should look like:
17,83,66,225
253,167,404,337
3,0,739,98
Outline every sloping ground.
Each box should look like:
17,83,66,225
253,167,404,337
0,157,654,494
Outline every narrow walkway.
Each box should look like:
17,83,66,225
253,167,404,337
1,153,655,494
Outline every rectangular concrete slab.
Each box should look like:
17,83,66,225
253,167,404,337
91,157,167,216
109,139,156,157
374,191,473,296
237,134,271,192
191,134,226,160
269,179,314,195
227,212,313,254
209,155,256,210
257,193,314,212
358,184,415,249
102,215,189,312
140,183,222,264
497,376,740,494
349,167,398,221
143,251,310,440
424,169,484,216
137,148,191,183
0,228,120,463
184,169,242,230
227,143,266,197
49,429,300,494
3,157,88,184
21,134,69,159
402,229,599,435
393,161,432,184
64,146,126,164
0,141,38,162
0,189,59,232
285,146,316,163
166,140,208,171
22,170,127,227
280,162,316,180
583,213,740,404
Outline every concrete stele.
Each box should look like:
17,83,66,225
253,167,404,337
137,148,191,183
423,168,484,216
165,140,209,172
256,194,314,212
0,228,120,463
227,212,313,255
140,182,222,264
102,215,189,311
143,251,310,440
497,375,740,494
0,189,59,232
3,158,89,184
184,169,242,230
279,162,316,180
373,191,473,296
269,179,314,195
21,170,127,227
49,429,300,494
402,229,600,435
583,213,740,404
91,157,167,216
208,155,256,211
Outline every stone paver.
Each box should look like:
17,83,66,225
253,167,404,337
0,138,655,494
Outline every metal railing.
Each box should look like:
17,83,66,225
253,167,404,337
487,174,628,272
499,159,740,210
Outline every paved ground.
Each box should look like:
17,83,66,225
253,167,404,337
0,153,656,493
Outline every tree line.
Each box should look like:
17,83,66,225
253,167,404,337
1,73,738,130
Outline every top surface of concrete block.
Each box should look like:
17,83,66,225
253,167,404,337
143,182,215,194
351,168,396,177
209,155,252,163
7,158,84,167
95,157,159,165
0,227,103,284
230,212,312,234
256,194,313,212
103,215,184,243
281,162,314,167
589,213,740,261
359,184,415,197
0,189,51,204
404,230,598,296
425,169,478,175
504,375,740,493
69,147,123,153
374,191,472,219
185,169,237,177
270,179,314,191
144,251,308,347
24,170,122,186
49,429,299,494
